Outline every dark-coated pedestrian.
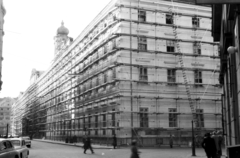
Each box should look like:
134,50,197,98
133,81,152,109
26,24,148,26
202,133,217,158
130,140,140,158
169,135,173,148
73,135,77,145
218,131,223,157
83,137,94,154
112,134,117,149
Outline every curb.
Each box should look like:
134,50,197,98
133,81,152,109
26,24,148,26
33,139,113,149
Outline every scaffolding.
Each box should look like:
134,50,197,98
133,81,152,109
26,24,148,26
20,0,222,147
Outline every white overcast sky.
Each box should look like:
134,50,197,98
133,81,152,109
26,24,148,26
0,0,112,98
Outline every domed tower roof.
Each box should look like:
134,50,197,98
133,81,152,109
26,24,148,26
57,21,69,35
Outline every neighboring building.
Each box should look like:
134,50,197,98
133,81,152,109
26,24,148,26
0,0,6,91
12,0,221,146
0,97,15,135
201,0,240,153
10,93,24,136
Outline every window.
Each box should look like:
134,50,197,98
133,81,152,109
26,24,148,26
140,108,148,128
104,72,107,83
138,37,147,51
95,113,98,128
194,70,203,85
138,10,146,22
103,111,106,127
112,109,115,127
196,109,204,128
139,67,148,82
167,69,176,84
22,140,25,146
166,14,173,24
169,108,177,127
193,42,201,55
166,40,175,52
5,141,13,149
112,68,116,79
11,140,20,147
1,142,7,150
192,17,200,28
88,115,91,128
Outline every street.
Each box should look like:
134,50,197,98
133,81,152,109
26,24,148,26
27,140,220,158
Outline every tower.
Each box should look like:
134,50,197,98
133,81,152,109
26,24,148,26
54,21,71,58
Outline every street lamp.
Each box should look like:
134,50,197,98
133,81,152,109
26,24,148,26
192,120,196,156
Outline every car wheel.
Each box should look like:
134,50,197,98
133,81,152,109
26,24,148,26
15,155,19,158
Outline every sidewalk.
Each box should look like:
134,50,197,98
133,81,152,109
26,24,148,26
33,139,227,158
33,139,113,149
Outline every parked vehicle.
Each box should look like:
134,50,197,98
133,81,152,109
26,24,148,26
0,138,20,158
20,137,31,148
9,138,29,158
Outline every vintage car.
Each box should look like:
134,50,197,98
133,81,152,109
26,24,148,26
19,137,31,148
9,138,29,158
0,138,20,158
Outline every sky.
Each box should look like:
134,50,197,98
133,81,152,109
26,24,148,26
0,0,112,98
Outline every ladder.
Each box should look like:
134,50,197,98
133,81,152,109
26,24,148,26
168,6,197,125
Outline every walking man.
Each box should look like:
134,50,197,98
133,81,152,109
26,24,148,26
169,135,173,148
83,136,94,154
202,133,216,158
112,134,117,149
130,140,140,158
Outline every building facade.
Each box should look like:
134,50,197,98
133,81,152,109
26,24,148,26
0,0,6,91
209,1,240,150
12,0,222,146
0,97,15,136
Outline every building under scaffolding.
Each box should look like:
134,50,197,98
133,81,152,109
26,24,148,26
12,0,222,147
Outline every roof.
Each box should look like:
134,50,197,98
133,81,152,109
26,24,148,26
0,138,8,141
8,138,23,141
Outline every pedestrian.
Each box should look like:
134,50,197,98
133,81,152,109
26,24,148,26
218,131,223,157
112,134,117,149
212,131,220,158
72,135,77,145
195,134,200,148
130,140,140,158
83,136,94,154
202,133,217,158
169,135,173,148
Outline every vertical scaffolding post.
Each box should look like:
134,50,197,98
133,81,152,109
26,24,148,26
129,1,133,142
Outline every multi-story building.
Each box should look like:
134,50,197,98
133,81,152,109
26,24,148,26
12,0,222,146
0,97,15,135
0,0,6,91
202,0,240,155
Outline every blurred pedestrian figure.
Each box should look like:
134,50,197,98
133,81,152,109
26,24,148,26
195,134,199,148
169,135,173,148
202,133,216,158
212,131,222,158
130,140,140,158
112,134,117,149
83,136,94,154
73,135,77,145
218,131,223,157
